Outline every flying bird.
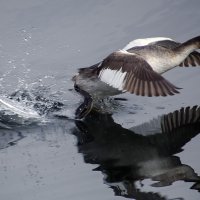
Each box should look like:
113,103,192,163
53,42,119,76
73,36,200,119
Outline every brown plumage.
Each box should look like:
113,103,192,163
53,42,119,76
98,51,180,96
74,36,200,119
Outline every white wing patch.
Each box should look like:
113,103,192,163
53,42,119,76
122,37,173,50
99,68,127,90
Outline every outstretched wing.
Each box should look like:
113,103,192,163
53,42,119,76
179,51,200,67
98,50,180,97
161,105,200,133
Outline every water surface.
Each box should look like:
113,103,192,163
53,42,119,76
0,0,200,200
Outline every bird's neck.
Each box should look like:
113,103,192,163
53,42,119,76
174,36,200,56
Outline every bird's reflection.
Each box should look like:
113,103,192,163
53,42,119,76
74,106,200,199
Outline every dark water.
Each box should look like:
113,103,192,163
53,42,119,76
0,0,200,199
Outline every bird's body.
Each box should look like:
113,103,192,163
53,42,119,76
73,36,200,119
74,64,122,99
128,45,179,73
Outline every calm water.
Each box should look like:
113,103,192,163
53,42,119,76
0,0,200,199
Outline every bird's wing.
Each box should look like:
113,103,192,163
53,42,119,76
98,50,180,97
161,105,200,133
159,105,200,155
179,51,200,67
140,105,200,155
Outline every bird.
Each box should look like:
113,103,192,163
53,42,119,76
74,105,200,197
73,36,200,119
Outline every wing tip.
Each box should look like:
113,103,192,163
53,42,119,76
125,80,181,97
161,105,200,133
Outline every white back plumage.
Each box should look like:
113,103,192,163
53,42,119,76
122,37,173,50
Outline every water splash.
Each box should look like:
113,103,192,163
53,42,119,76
0,96,41,127
0,84,68,128
9,85,64,115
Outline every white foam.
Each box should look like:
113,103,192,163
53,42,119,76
0,96,41,124
0,98,39,118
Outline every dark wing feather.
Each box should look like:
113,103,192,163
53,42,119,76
98,51,180,97
161,105,200,133
179,51,200,67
